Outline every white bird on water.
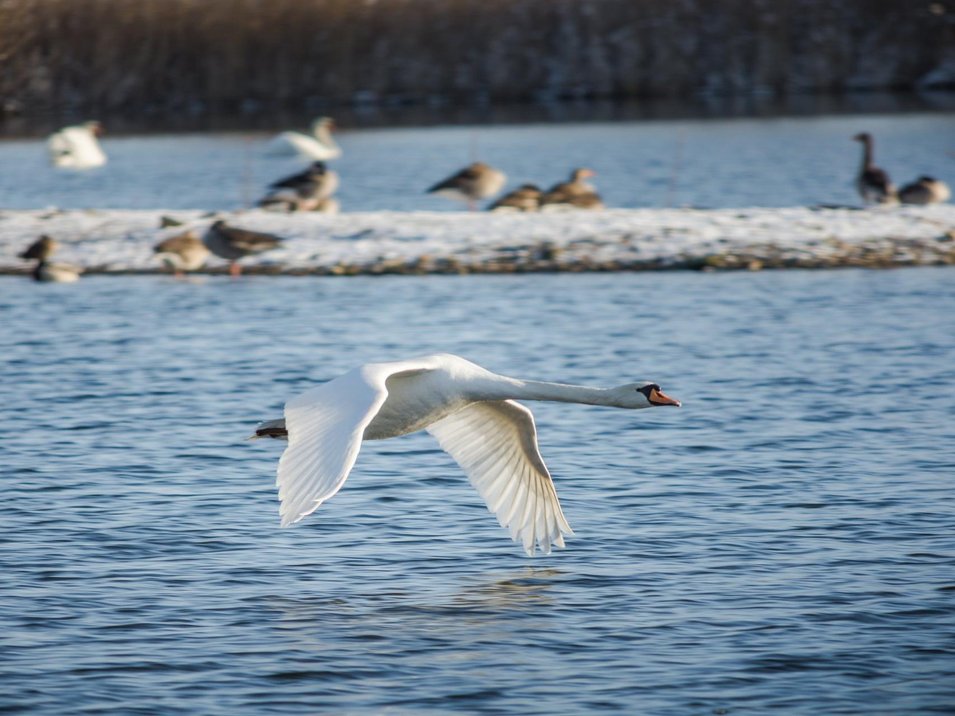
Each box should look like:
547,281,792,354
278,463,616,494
265,116,342,161
253,354,681,556
47,121,107,169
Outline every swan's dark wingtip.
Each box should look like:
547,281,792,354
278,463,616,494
250,418,288,440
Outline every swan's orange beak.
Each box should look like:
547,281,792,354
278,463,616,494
649,388,681,407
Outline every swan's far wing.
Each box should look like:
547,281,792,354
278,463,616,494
427,400,573,556
276,366,388,527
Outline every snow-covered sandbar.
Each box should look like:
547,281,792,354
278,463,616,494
1,206,953,276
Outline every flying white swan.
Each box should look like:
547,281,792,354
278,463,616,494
253,353,680,556
265,116,342,161
47,121,107,169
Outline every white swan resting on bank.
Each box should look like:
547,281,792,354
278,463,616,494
252,353,681,556
47,121,107,169
265,116,342,161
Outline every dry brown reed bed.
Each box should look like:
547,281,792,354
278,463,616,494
0,0,952,121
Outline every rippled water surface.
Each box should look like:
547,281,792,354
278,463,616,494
0,112,952,210
3,269,955,714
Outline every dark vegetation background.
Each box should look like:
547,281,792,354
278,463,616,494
1,0,953,122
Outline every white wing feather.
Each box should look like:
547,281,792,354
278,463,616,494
276,366,388,526
427,400,573,556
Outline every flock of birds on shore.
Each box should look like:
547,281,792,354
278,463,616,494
14,117,951,282
44,117,606,214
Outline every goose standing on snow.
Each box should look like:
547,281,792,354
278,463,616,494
488,184,542,212
540,168,604,210
19,235,82,282
265,116,342,161
258,161,340,212
898,176,951,205
852,133,896,205
153,230,211,276
252,353,681,556
202,220,283,277
427,162,507,210
47,121,107,169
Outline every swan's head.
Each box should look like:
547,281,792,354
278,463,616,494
611,382,681,409
852,132,872,143
85,120,104,137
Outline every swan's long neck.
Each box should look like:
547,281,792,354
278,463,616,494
859,136,874,169
481,376,618,407
313,123,336,149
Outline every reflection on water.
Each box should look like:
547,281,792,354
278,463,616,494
2,270,955,714
269,567,561,649
452,568,562,611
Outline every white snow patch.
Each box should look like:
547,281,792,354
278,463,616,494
1,206,953,273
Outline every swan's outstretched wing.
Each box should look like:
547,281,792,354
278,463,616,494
427,400,573,556
277,366,389,526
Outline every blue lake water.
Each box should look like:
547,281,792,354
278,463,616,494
0,112,952,211
2,268,954,714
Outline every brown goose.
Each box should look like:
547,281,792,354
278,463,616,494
427,162,506,210
153,230,210,276
898,176,951,205
202,220,283,277
258,161,340,213
852,133,896,205
540,168,604,210
488,184,542,212
19,235,82,283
